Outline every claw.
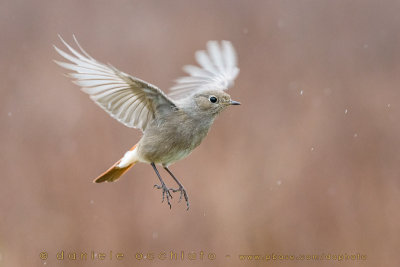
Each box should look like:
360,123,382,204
154,182,173,209
170,186,189,210
162,167,190,210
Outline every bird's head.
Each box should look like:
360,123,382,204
193,90,240,115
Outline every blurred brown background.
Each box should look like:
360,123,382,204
1,0,400,266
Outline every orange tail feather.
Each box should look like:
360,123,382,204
93,144,137,183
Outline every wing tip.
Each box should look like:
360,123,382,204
169,40,239,96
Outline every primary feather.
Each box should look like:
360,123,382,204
169,40,239,97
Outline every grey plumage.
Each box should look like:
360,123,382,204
54,35,240,209
138,92,227,166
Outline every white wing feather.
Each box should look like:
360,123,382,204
169,40,239,97
54,35,176,131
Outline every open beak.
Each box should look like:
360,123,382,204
230,100,241,105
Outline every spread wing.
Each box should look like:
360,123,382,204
169,40,239,97
54,35,177,131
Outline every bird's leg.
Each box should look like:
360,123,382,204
151,163,173,209
164,167,190,210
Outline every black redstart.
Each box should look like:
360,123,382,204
54,36,240,210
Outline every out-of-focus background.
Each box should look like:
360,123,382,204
1,0,400,266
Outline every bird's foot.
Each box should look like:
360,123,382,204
153,183,173,209
170,186,190,210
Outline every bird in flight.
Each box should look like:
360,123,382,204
54,36,240,210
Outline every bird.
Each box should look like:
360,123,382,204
54,35,240,210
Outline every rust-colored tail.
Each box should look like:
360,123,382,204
93,161,135,183
93,145,137,183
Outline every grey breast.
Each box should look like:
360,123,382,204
137,109,215,165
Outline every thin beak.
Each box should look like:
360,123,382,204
230,100,241,105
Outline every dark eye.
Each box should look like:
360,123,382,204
209,96,218,103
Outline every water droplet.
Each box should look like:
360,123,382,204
310,147,315,151
387,104,391,108
7,112,12,117
276,180,282,186
353,133,358,138
90,200,94,204
363,44,369,48
344,109,348,114
300,90,303,95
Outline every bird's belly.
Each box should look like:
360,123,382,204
159,148,192,165
138,122,209,166
138,142,193,166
